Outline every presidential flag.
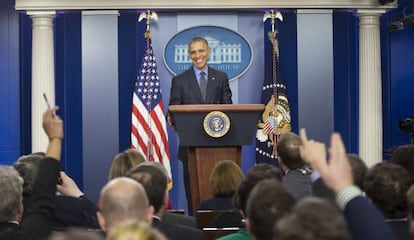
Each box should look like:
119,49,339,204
256,31,292,165
131,36,172,188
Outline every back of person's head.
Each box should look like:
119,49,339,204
274,197,351,240
276,132,305,170
126,164,167,214
234,163,282,215
346,154,368,190
210,160,244,198
108,220,166,240
246,179,296,240
98,177,151,232
391,144,414,180
364,162,412,219
245,163,282,182
109,149,147,180
49,229,104,240
13,154,44,193
0,166,23,222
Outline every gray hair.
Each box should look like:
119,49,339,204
0,166,23,222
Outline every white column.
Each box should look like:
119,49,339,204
357,9,385,167
27,11,56,153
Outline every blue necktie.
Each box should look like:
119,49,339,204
200,71,207,100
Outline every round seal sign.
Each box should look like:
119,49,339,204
203,111,231,138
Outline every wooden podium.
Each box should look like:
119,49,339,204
168,104,264,212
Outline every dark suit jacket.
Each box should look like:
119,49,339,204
53,195,100,228
152,217,205,240
169,66,232,105
343,196,396,240
169,66,232,162
162,212,198,229
282,169,312,200
0,158,60,240
197,197,233,210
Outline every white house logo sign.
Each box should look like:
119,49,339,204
163,26,253,80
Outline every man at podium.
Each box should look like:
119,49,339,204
168,36,233,213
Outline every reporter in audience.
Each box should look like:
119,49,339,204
14,156,100,229
299,128,395,240
197,160,244,210
0,107,63,239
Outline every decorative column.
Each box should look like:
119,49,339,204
27,11,56,153
357,9,385,167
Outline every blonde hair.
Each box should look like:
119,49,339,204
109,149,146,180
108,220,166,240
210,160,244,197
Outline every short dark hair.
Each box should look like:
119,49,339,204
276,132,304,169
274,197,351,240
188,37,209,50
390,144,414,180
364,162,412,218
347,154,368,190
246,179,296,240
126,165,167,214
234,163,282,214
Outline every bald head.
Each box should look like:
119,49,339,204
98,177,152,232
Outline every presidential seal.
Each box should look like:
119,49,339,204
203,111,230,138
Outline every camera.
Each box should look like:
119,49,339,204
398,117,414,134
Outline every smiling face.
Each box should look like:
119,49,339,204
188,39,211,70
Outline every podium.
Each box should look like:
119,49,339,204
168,104,264,212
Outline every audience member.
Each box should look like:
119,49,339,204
197,160,244,210
97,177,153,235
274,197,351,240
277,132,312,199
347,154,368,191
391,144,414,181
364,162,412,239
0,107,63,239
311,153,368,204
245,179,296,240
126,164,205,240
299,128,396,240
108,149,146,180
108,220,166,240
14,155,100,228
217,163,282,239
49,229,104,240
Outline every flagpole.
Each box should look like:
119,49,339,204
138,10,159,161
263,10,283,155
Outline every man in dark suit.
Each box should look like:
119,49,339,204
277,132,312,200
127,163,205,240
0,107,63,240
299,129,395,240
168,37,233,213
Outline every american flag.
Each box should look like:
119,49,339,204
131,38,172,187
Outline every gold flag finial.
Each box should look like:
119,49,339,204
138,10,159,39
263,10,283,33
263,10,283,58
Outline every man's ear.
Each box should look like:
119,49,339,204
16,200,24,222
246,218,252,235
147,206,154,224
97,211,107,232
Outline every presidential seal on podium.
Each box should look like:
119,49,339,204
203,111,231,138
